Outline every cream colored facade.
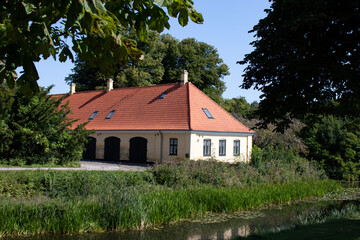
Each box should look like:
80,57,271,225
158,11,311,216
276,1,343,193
90,130,253,163
189,132,253,163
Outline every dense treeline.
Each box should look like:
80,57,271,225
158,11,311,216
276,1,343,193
65,31,229,104
224,98,360,181
0,86,91,166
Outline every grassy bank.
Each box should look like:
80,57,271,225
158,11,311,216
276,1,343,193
0,158,339,237
0,180,338,236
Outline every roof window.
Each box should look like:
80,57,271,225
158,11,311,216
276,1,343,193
88,111,99,120
159,92,167,99
202,108,214,119
105,110,116,120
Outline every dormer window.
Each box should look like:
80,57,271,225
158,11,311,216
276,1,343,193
202,108,214,119
105,110,116,120
88,111,99,120
159,92,167,99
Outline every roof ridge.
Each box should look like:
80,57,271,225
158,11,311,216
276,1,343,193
52,83,179,96
188,83,254,133
110,83,178,91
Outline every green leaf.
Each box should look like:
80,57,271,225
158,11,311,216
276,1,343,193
59,46,74,62
178,9,188,27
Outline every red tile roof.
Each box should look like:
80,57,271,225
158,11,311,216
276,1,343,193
55,83,253,133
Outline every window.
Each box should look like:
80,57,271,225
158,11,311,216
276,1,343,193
159,92,167,99
234,140,240,156
105,110,116,119
169,138,178,156
219,140,226,156
202,108,214,119
88,111,99,120
203,139,211,156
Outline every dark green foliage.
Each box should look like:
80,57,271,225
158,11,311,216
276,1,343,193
238,0,360,130
1,0,203,94
301,116,360,181
221,96,255,118
0,86,91,165
65,33,229,103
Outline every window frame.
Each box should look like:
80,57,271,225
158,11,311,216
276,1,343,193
233,140,240,156
88,111,99,120
202,108,214,119
203,139,211,156
219,140,226,156
105,110,116,120
169,138,178,156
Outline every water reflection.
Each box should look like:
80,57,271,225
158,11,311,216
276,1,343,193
9,200,359,240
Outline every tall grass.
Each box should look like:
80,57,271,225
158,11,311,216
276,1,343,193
0,180,338,236
0,152,339,237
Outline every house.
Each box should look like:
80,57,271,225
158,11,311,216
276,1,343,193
55,71,254,163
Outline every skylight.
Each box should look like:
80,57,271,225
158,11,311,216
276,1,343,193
88,111,99,120
105,110,116,120
159,92,167,99
202,108,214,119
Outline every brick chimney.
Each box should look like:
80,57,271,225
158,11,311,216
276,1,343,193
107,78,114,92
70,83,76,95
180,70,188,86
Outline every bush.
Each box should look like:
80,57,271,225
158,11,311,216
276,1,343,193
0,86,91,166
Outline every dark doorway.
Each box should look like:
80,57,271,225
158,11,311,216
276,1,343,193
83,137,96,160
129,137,147,163
104,137,120,161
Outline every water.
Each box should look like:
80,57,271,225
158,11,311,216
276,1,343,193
8,200,360,240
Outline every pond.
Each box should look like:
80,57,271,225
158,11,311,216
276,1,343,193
9,199,360,240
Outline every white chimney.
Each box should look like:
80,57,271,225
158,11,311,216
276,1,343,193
107,78,114,92
70,83,76,95
180,70,188,86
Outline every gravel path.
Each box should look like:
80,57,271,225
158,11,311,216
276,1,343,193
0,160,151,171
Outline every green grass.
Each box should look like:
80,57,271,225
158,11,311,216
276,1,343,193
0,158,339,237
0,180,338,236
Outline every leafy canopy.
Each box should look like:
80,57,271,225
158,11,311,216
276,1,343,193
0,0,203,94
65,32,229,103
301,116,360,181
238,0,360,130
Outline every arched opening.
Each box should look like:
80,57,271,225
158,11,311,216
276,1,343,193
83,137,96,160
104,137,120,161
129,137,147,163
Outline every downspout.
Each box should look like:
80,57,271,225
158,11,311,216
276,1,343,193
160,131,163,163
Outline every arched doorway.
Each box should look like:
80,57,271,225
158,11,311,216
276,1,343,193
104,137,120,161
129,137,147,163
83,137,96,160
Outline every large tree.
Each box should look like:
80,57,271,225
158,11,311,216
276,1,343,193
66,33,230,102
238,0,360,130
0,85,90,165
0,0,203,94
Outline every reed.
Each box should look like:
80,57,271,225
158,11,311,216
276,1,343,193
0,180,338,237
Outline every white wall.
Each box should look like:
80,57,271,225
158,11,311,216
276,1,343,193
189,133,253,163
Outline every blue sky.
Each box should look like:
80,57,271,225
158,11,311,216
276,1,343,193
35,1,271,103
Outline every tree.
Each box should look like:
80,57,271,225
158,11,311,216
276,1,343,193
66,33,230,102
238,0,360,130
0,85,91,165
0,0,203,94
222,97,254,118
240,118,308,156
301,116,360,180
